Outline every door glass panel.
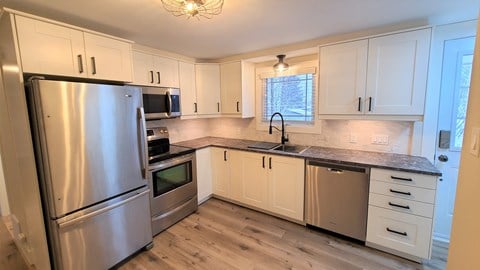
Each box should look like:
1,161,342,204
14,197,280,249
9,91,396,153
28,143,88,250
143,94,167,114
152,162,192,197
451,53,473,150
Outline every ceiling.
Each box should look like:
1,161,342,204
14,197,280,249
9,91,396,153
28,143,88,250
1,0,479,59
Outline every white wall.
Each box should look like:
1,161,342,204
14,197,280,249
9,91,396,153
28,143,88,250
447,19,480,269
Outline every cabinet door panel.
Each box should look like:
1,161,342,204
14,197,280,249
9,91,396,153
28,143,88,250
240,152,268,210
154,56,179,88
220,62,242,115
318,40,368,114
84,32,133,82
366,29,430,115
179,61,197,116
15,15,85,77
211,148,229,197
132,51,155,86
269,156,305,221
196,148,212,204
195,64,221,115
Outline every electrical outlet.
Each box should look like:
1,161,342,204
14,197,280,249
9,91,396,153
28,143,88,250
371,134,389,145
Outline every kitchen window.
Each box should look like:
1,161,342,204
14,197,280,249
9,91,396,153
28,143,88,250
262,73,315,124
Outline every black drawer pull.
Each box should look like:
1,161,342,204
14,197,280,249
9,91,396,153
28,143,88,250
223,150,227,161
386,227,407,236
388,202,410,209
358,97,361,112
391,176,413,182
262,156,265,168
389,189,411,196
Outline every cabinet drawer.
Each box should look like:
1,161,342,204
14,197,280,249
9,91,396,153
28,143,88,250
371,168,437,189
370,180,436,204
366,206,432,259
369,193,434,218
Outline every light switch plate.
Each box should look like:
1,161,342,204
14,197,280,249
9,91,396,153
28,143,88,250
470,127,480,157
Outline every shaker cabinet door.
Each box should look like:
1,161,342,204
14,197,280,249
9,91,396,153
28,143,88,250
15,15,86,77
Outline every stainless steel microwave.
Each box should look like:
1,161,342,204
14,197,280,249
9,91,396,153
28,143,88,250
142,87,181,120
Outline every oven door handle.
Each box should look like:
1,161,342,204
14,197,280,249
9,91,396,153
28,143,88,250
138,107,148,179
166,91,172,116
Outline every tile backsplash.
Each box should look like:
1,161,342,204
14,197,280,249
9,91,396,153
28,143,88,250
152,117,415,155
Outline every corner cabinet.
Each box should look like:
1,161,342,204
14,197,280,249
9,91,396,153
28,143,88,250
195,64,221,116
220,61,255,118
366,168,438,262
132,51,179,88
318,28,431,117
14,15,133,82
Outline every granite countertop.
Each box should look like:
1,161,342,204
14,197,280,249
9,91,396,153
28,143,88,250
173,136,441,176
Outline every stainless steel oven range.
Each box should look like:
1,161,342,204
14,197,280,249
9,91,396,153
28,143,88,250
146,126,197,236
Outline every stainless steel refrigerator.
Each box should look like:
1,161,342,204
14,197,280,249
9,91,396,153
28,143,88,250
27,78,152,270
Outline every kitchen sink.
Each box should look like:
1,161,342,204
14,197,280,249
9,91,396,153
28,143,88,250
272,144,309,154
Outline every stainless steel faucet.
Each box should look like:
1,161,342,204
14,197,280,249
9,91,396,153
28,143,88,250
269,112,288,145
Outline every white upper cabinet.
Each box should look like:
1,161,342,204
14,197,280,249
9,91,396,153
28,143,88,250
220,61,255,117
14,15,133,82
318,40,368,114
366,29,431,115
132,51,179,87
195,64,221,115
83,33,133,82
318,28,431,117
179,61,197,116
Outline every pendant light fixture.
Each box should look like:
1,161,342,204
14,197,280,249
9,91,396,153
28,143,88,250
161,0,224,19
273,54,289,72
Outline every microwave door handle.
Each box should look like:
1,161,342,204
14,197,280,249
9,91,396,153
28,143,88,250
166,91,172,116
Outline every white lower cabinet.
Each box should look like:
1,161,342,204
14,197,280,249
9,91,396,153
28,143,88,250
366,168,438,261
196,148,212,204
208,148,305,222
238,152,305,221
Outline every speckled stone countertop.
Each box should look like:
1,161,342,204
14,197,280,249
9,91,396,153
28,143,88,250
173,137,441,176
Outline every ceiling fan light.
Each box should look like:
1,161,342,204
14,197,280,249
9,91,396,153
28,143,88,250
273,54,289,72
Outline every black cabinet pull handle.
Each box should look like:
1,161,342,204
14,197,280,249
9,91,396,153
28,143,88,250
194,103,197,113
236,101,240,112
150,71,154,83
91,57,97,75
388,202,410,209
262,156,265,168
391,176,413,182
386,227,407,236
223,150,227,161
368,97,372,112
269,157,272,169
77,55,84,73
217,102,220,112
389,189,411,196
358,97,361,112
157,71,161,84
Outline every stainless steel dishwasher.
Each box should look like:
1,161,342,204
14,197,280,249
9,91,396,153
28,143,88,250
305,160,370,241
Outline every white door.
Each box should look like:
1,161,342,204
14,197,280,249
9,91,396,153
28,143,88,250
179,61,198,116
195,64,221,115
434,36,475,242
220,61,242,115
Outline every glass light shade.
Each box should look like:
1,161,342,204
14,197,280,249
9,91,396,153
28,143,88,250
273,54,289,72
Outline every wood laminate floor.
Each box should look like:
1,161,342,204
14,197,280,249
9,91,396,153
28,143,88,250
119,198,448,270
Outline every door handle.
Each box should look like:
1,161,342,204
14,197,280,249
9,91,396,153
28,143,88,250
224,150,227,161
138,107,148,179
194,102,198,113
262,156,265,168
77,55,84,74
357,97,361,112
269,157,272,169
150,71,154,83
386,227,407,236
217,102,220,112
236,101,240,112
438,154,449,162
166,91,172,116
389,189,411,196
91,57,97,75
368,97,372,112
388,202,410,209
157,71,161,84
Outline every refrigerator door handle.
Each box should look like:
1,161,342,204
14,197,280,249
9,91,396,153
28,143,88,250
58,189,150,229
138,107,148,179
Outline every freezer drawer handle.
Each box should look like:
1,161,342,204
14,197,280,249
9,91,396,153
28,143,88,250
389,189,411,196
388,202,410,209
391,176,413,182
58,190,149,229
386,227,408,236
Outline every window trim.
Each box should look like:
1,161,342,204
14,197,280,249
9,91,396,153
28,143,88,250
255,59,322,134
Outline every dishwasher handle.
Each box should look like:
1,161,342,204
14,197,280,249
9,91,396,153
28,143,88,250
307,160,368,174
